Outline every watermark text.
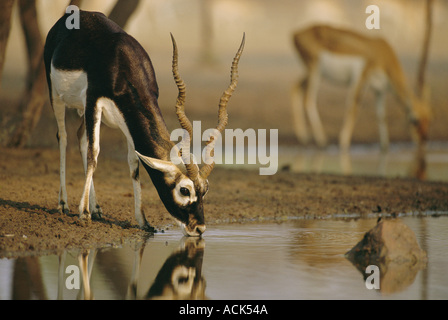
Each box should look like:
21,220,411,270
170,121,279,175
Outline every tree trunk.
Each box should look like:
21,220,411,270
7,57,47,148
0,0,15,77
18,0,43,101
7,0,45,147
416,0,434,98
199,0,215,65
108,0,140,29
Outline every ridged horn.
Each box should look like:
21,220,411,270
200,33,245,179
171,33,199,181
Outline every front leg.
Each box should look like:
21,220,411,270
127,142,154,232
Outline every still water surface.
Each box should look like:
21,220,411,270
1,216,447,300
229,142,448,182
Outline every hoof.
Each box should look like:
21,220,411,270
142,223,156,233
58,201,70,215
91,212,102,221
79,211,91,221
91,205,103,221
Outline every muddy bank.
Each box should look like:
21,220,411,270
1,147,448,258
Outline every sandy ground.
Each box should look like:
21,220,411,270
1,1,448,259
1,147,448,259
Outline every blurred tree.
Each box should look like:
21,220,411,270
109,0,140,28
416,0,434,99
0,0,15,77
410,0,434,181
199,0,214,65
18,0,43,95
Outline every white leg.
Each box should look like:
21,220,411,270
291,78,309,145
77,120,102,219
339,71,367,151
79,106,102,220
339,91,360,151
78,250,92,300
52,96,69,214
375,89,389,152
127,142,151,230
304,69,327,147
126,246,144,299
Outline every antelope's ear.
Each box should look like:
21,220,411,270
136,151,179,175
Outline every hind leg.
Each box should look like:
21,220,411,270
339,83,364,151
78,104,103,221
77,120,103,219
304,68,327,147
52,95,70,214
374,89,389,152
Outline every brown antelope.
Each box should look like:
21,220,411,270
291,25,430,151
44,10,244,236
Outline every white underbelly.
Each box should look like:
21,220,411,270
50,64,133,144
50,64,87,111
319,51,366,85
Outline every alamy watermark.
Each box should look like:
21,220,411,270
65,5,80,30
66,4,381,31
365,265,380,290
65,265,80,290
170,122,279,176
365,5,380,30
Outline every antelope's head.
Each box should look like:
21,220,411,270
137,34,245,237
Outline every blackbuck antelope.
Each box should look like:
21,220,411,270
44,10,245,236
292,25,431,151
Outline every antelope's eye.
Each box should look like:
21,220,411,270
180,187,190,197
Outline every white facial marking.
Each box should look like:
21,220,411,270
171,266,196,295
173,178,197,207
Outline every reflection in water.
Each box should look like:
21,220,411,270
2,237,206,300
78,250,95,300
74,237,206,300
11,257,47,300
278,142,447,181
345,219,427,295
146,237,206,300
1,217,447,300
287,219,372,266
